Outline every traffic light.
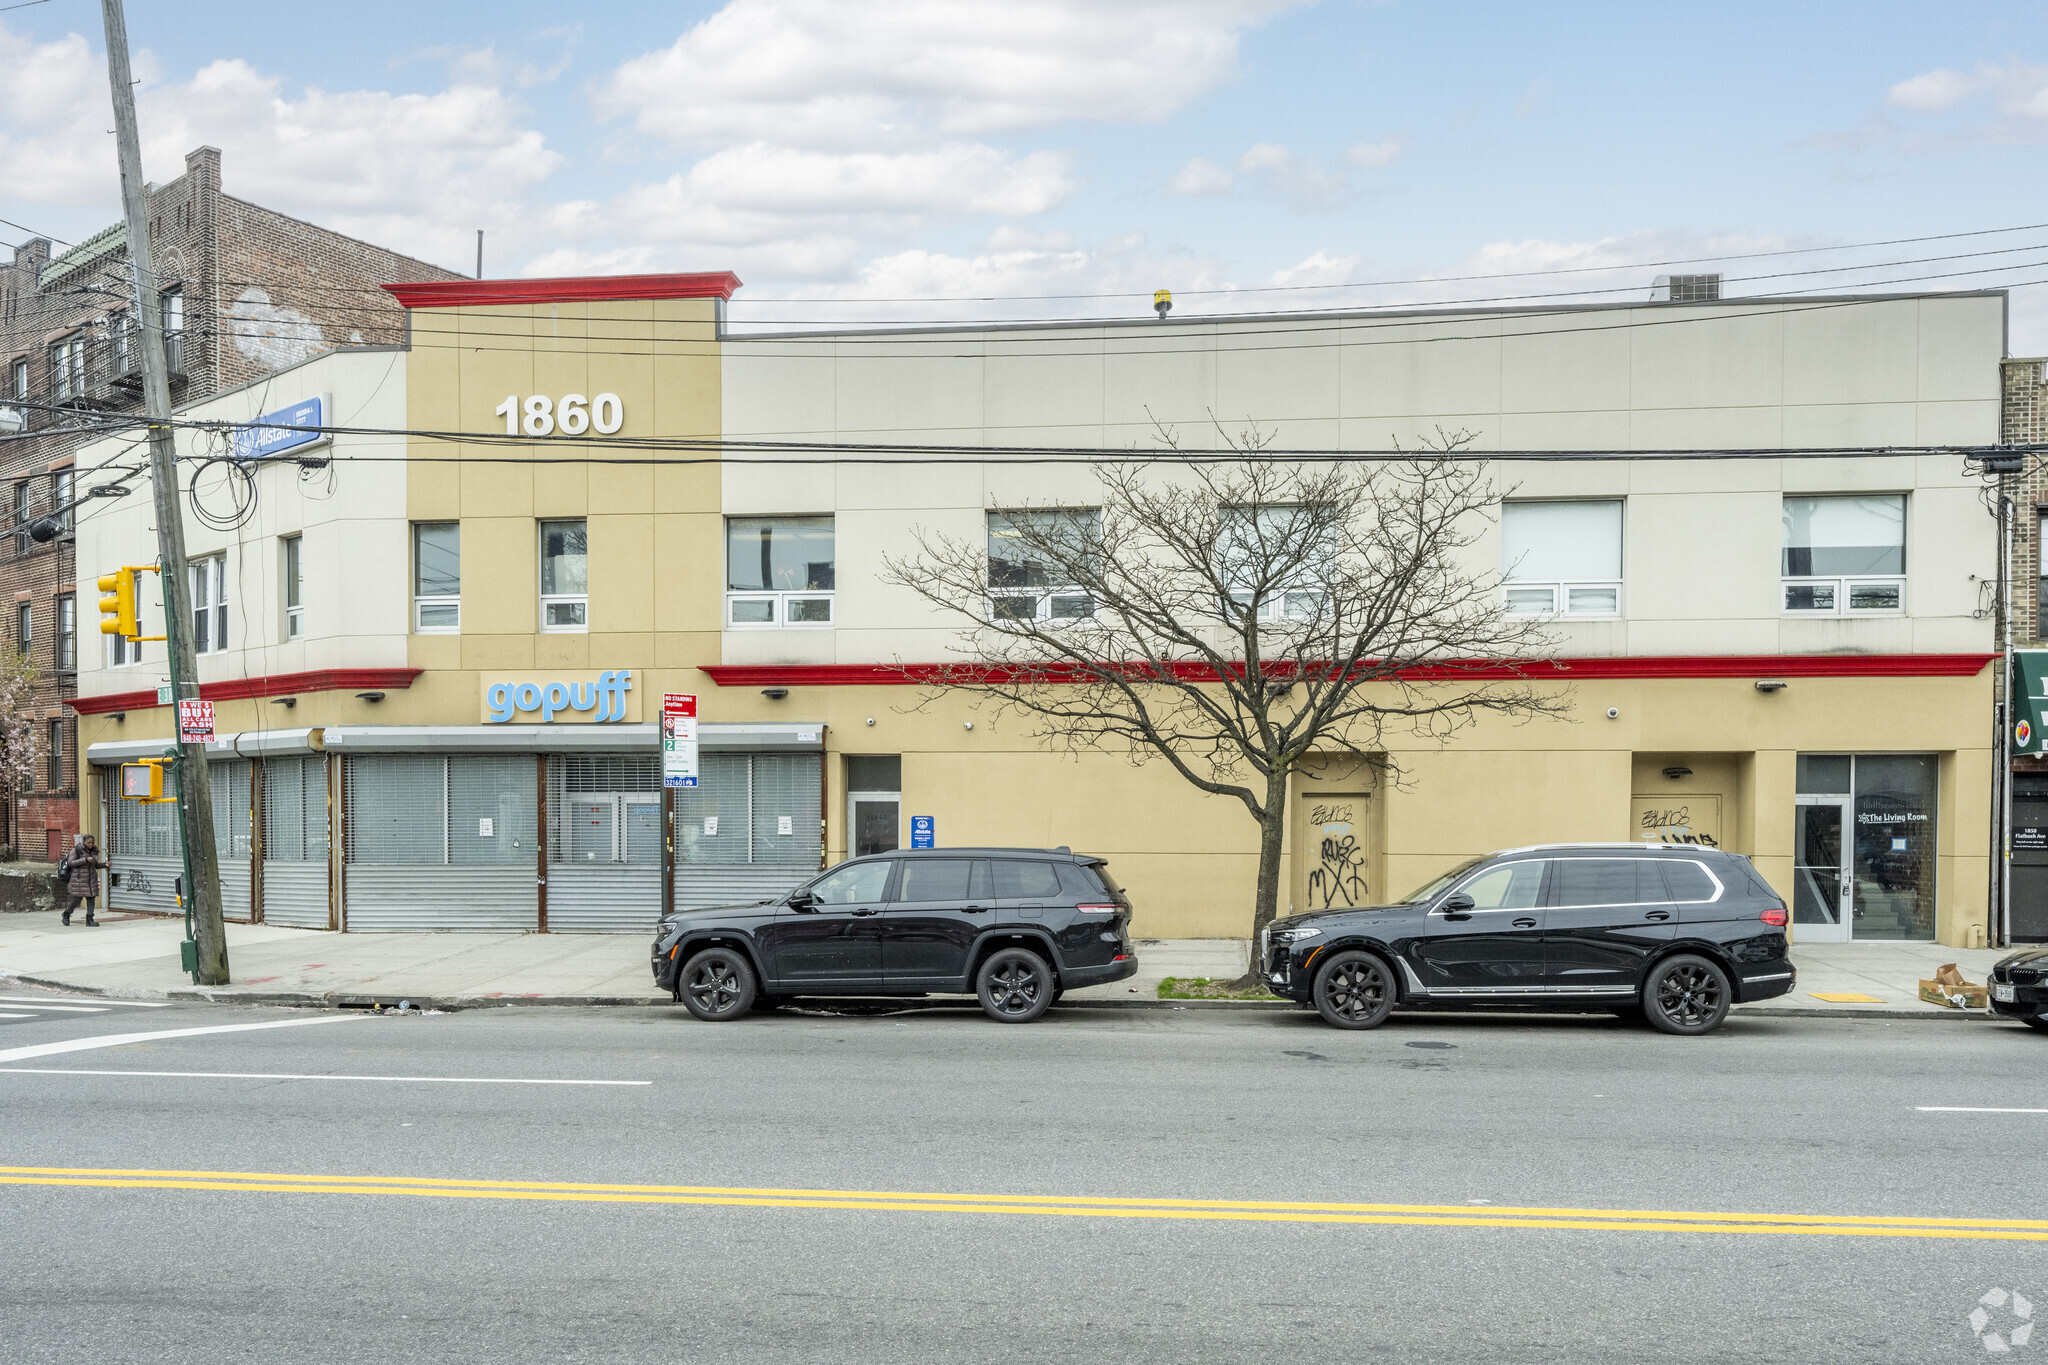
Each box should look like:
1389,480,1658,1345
98,568,138,640
120,757,175,802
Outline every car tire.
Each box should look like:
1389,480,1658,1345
679,947,757,1022
1642,954,1732,1036
1312,950,1396,1030
977,948,1054,1023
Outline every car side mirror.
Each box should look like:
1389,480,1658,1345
1440,892,1475,918
788,890,817,911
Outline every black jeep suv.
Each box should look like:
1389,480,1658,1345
652,847,1137,1023
1262,843,1795,1035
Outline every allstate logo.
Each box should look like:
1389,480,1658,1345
1970,1287,2033,1353
2019,719,2033,750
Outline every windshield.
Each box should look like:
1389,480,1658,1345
1399,859,1484,905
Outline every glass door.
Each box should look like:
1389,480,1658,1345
1793,796,1851,943
848,792,900,858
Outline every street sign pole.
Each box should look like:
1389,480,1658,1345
101,0,229,984
661,695,698,923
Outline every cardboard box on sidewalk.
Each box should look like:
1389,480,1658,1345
1917,962,1988,1009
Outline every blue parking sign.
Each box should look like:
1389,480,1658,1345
910,816,935,849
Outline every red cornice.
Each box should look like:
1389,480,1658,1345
68,668,423,716
701,654,1997,687
381,273,742,309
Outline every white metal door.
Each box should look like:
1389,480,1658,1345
1793,796,1852,943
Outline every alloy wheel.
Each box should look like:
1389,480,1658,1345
987,962,1042,1016
1653,961,1726,1030
1326,962,1386,1022
690,961,742,1015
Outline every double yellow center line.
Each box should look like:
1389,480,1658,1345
1,1165,2041,1241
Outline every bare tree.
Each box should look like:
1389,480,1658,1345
881,422,1571,967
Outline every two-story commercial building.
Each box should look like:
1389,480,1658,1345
69,273,2004,945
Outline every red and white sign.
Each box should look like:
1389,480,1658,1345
663,693,698,788
177,697,215,743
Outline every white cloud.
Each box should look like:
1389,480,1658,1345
1887,67,1978,112
1170,156,1235,196
1265,249,1359,288
1231,142,1346,209
598,0,1303,148
1883,59,2048,140
1345,135,1403,168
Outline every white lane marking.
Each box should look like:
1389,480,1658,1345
0,1004,108,1013
0,1068,649,1087
0,1013,37,1020
1916,1107,2048,1114
0,995,170,1008
0,1014,365,1065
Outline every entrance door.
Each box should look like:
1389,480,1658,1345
849,792,899,858
1793,797,1852,943
562,792,661,864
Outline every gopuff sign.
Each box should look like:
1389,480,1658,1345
483,670,639,724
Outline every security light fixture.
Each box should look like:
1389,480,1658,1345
270,697,296,709
108,712,125,724
28,517,61,543
1755,679,1788,693
1662,766,1693,780
761,686,789,701
355,691,385,703
1154,289,1172,320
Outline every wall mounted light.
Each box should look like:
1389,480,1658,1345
761,687,789,701
355,692,385,703
270,697,296,709
1755,680,1788,693
1662,765,1693,780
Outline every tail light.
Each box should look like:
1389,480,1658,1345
1077,903,1118,915
1760,906,1788,927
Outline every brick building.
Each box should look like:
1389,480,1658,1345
0,145,460,861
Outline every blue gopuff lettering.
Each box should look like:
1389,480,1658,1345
485,670,633,724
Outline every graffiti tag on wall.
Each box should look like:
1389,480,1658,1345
1639,805,1719,846
1307,804,1368,908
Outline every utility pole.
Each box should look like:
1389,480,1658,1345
100,0,228,984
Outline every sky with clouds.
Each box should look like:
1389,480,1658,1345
3,0,2046,344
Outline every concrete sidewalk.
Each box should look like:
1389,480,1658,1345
0,909,2020,1018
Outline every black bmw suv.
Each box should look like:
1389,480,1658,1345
1262,843,1795,1035
1988,948,2048,1032
652,847,1137,1023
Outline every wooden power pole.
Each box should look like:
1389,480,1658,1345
100,0,228,984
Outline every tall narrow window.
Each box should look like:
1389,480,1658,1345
8,357,25,401
108,312,131,377
282,534,304,640
14,601,28,653
107,629,141,667
539,519,587,631
49,470,71,533
725,515,835,627
48,336,84,402
1782,495,1905,614
54,593,75,671
1501,500,1624,616
46,718,63,790
413,521,460,632
189,554,228,653
11,482,28,557
987,509,1099,621
161,290,185,372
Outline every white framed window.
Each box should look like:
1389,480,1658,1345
14,601,28,652
1218,505,1332,622
1502,499,1623,616
539,519,586,631
1782,494,1905,614
189,553,227,654
160,289,184,372
48,335,84,402
9,357,25,401
107,629,141,667
55,593,75,671
282,534,304,640
987,509,1098,622
725,515,834,627
413,521,460,632
49,470,72,533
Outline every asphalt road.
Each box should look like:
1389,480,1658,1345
0,989,2042,1364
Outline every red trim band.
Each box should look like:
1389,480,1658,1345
701,654,1996,687
69,668,423,716
382,273,742,309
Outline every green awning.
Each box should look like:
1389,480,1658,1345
2013,650,2048,755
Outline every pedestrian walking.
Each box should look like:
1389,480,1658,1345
61,834,105,927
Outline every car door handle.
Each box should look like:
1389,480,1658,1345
962,905,988,913
850,908,879,917
1512,917,1538,928
1645,910,1671,921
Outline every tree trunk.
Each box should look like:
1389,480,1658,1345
1231,766,1291,988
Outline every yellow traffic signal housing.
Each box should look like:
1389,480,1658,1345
120,758,174,801
98,568,138,640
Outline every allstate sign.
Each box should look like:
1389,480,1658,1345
483,669,639,724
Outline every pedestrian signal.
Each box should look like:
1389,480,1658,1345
120,758,174,801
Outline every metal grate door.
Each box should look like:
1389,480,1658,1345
344,754,537,931
547,753,661,931
261,756,330,930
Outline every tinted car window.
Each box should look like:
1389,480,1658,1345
1658,860,1718,902
1058,862,1107,899
899,858,974,900
1551,858,1661,907
809,861,890,904
1457,861,1544,910
993,861,1061,898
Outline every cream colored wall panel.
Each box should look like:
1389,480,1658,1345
1912,294,2005,403
461,516,537,636
833,626,971,662
459,634,537,670
1781,299,1923,406
1913,399,1999,445
719,630,838,666
1215,334,1341,423
655,630,721,669
1340,326,1503,418
1495,458,1637,498
1101,335,1220,429
1776,615,1917,655
1624,455,1783,496
1626,405,1784,451
723,462,841,516
534,632,590,670
532,463,589,517
1780,453,1914,492
1532,619,1629,656
1781,402,1919,448
651,512,723,635
589,513,654,632
1492,409,1632,451
835,352,986,431
1497,319,1632,413
652,464,721,517
458,458,534,518
1382,748,1633,855
408,634,460,671
1623,618,1780,655
984,345,1106,430
1627,307,1785,411
1625,490,1780,621
1912,617,1995,652
831,460,980,513
724,352,841,435
982,458,1109,509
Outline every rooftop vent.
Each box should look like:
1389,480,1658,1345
1651,273,1721,303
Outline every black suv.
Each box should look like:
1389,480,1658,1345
1262,843,1794,1035
652,848,1137,1023
1988,947,2048,1032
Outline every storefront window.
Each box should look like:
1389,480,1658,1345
1793,753,1937,940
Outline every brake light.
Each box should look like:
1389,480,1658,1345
1761,906,1788,927
1077,904,1117,914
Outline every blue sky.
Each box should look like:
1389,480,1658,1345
4,0,2046,343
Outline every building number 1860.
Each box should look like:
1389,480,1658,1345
494,393,623,436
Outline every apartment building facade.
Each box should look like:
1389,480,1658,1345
0,145,458,859
69,275,2006,946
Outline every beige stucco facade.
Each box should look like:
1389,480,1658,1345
69,280,2003,946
